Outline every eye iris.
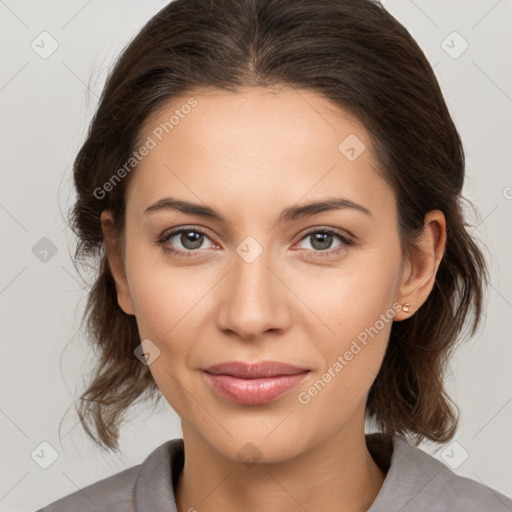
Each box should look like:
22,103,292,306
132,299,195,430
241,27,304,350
311,232,333,251
181,230,203,250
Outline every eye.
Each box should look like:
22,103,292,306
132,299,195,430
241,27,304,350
156,226,215,258
295,228,355,258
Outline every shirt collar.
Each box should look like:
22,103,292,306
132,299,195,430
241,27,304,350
133,433,442,512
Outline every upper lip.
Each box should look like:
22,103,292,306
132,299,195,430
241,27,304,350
204,361,310,378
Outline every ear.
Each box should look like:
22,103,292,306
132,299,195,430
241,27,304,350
100,210,135,315
394,210,446,321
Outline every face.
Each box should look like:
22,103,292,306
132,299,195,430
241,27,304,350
103,86,414,463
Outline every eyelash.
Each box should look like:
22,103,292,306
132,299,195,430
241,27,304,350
155,225,356,260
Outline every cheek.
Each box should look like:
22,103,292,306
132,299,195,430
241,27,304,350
124,259,205,404
291,245,401,397
292,249,401,339
296,305,394,425
125,243,212,340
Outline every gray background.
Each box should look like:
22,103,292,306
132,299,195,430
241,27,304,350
1,0,511,510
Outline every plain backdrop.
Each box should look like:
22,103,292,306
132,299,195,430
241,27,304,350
1,0,511,510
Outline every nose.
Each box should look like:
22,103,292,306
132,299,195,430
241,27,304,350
215,242,292,341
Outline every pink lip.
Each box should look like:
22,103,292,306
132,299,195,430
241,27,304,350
203,361,311,405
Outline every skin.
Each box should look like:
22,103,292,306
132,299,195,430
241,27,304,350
101,85,446,512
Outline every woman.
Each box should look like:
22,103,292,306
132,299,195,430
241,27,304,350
37,0,512,510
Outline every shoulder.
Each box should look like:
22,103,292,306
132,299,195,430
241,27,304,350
405,442,512,511
35,439,183,512
368,434,512,512
35,464,142,512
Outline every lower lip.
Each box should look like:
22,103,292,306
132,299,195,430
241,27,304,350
203,371,310,405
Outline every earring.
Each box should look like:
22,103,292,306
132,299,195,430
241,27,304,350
402,302,410,313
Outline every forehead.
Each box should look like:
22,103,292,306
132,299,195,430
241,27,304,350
126,86,394,223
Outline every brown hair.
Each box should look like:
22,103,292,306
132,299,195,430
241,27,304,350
67,0,488,452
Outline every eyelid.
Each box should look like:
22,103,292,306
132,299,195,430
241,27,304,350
161,225,217,247
296,225,355,244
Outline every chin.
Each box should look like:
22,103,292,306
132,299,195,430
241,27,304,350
203,427,311,465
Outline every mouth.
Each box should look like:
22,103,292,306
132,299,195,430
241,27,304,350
202,360,311,405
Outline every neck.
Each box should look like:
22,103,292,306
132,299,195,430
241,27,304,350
175,419,386,512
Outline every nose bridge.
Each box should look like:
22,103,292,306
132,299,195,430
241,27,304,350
216,234,289,338
234,237,274,299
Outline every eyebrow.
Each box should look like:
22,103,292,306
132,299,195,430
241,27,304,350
143,195,372,222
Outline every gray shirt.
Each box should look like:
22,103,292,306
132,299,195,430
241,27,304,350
36,433,512,511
